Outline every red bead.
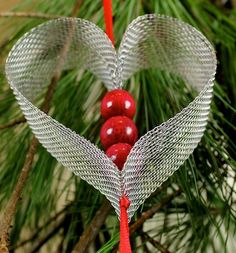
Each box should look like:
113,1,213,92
106,143,132,170
101,89,136,119
100,116,138,149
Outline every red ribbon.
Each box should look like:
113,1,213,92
119,195,132,253
103,0,115,44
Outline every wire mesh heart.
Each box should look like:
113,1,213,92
5,14,216,221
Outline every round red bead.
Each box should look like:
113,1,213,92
101,89,136,119
100,116,138,149
106,143,132,170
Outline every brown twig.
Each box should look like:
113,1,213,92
0,2,80,251
0,117,26,130
71,0,83,17
72,199,112,253
0,38,11,52
10,204,70,250
140,230,151,253
0,12,60,19
141,232,171,253
28,216,66,253
130,190,182,234
0,136,39,253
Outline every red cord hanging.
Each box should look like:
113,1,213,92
102,1,133,252
103,0,115,44
119,195,132,253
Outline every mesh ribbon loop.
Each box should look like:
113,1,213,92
5,15,216,222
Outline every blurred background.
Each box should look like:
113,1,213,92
0,1,235,252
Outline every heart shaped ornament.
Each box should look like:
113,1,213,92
5,13,216,245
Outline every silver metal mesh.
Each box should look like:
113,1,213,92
119,15,217,219
5,14,216,221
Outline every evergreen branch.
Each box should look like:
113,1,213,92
130,189,182,234
0,136,38,253
72,199,112,253
141,232,171,253
10,204,70,250
140,232,152,253
28,216,66,253
0,2,80,251
0,117,26,130
0,12,60,19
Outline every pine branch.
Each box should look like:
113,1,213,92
72,199,112,253
28,216,66,253
0,12,60,19
0,136,38,253
0,117,26,130
130,189,182,234
0,2,82,252
141,232,171,253
10,204,70,250
140,232,151,253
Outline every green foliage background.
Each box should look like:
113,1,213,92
0,0,235,252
